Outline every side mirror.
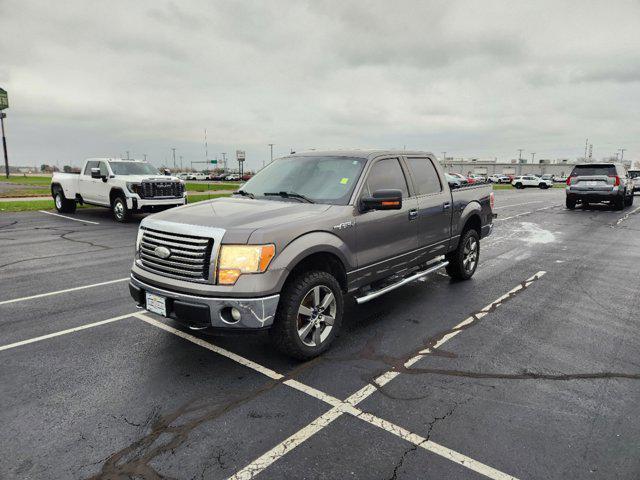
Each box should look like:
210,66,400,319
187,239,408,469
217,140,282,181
163,169,171,176
448,181,459,189
90,167,102,179
361,189,403,211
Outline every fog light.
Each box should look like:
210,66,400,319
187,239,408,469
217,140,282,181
231,307,241,322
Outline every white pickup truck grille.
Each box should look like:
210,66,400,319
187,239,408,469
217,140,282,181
139,228,213,282
140,181,184,199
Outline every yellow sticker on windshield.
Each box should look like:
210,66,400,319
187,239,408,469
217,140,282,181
340,178,349,184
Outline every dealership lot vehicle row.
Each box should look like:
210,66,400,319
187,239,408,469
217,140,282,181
2,189,639,479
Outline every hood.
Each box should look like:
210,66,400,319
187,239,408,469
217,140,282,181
146,196,332,238
124,175,182,183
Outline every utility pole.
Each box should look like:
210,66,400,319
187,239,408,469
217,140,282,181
584,138,589,160
126,150,130,160
221,152,227,173
180,155,183,171
517,149,524,162
267,143,274,167
171,147,176,170
143,154,147,162
531,152,536,163
620,148,626,162
442,151,446,162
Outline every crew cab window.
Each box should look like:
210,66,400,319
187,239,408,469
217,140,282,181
406,158,442,195
84,161,99,175
365,158,409,197
99,162,109,176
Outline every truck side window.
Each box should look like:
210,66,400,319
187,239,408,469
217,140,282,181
84,161,99,175
406,158,442,195
365,158,409,198
99,161,109,177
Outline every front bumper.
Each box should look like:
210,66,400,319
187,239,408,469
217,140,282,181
129,275,280,330
126,195,187,210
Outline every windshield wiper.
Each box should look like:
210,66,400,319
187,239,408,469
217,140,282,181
263,191,315,203
235,189,255,199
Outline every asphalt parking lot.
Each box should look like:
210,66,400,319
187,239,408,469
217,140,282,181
2,188,640,480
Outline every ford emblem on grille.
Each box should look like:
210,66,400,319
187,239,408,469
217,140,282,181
154,246,171,259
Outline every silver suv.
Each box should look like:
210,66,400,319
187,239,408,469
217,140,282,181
565,163,634,210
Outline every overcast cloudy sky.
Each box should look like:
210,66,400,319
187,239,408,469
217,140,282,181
1,0,639,170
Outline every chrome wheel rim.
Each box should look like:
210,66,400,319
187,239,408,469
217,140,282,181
55,194,62,209
114,201,124,219
297,285,336,347
463,237,478,273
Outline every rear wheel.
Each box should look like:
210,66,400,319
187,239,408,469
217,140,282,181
53,188,77,213
539,183,549,189
566,197,576,210
446,229,479,281
112,196,131,222
625,192,634,206
614,194,625,210
270,270,343,359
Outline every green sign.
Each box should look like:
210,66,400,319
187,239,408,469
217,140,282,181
210,159,218,164
0,88,7,110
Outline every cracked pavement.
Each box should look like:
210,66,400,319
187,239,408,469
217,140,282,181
1,190,640,479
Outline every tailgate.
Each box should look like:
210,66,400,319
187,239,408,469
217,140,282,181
569,175,615,192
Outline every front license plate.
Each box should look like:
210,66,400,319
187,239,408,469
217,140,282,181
145,292,167,316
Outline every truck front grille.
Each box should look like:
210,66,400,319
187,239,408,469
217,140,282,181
139,228,213,283
140,181,184,199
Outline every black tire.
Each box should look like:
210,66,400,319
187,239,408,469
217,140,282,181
614,194,625,211
270,270,343,360
566,197,576,210
445,229,480,281
112,195,131,222
625,192,633,206
514,183,523,189
539,183,549,189
53,188,77,213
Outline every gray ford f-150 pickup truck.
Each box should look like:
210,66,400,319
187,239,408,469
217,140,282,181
129,150,494,358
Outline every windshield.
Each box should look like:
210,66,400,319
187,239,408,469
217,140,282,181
240,156,366,205
109,161,160,175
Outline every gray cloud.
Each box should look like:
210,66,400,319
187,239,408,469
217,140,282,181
0,0,639,170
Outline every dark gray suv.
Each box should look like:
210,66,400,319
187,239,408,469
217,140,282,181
565,163,634,210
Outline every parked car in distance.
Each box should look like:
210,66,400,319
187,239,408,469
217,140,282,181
628,170,640,193
176,173,190,180
488,174,511,184
241,174,253,181
566,163,634,210
129,150,495,359
468,174,486,184
445,173,467,189
51,158,186,222
186,172,207,181
209,173,227,181
225,174,240,181
541,174,555,183
449,173,472,184
512,175,553,189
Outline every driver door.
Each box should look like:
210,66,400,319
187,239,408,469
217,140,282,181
352,157,419,288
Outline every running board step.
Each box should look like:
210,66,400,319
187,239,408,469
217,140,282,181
354,260,449,305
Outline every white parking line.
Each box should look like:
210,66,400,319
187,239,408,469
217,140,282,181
0,278,129,306
494,201,543,210
0,311,139,352
495,204,562,222
38,210,100,225
135,274,544,480
615,205,640,226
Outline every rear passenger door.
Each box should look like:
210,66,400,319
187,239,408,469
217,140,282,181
404,156,452,260
353,157,418,286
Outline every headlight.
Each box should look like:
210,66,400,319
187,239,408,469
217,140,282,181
135,228,144,255
126,182,142,194
217,244,275,285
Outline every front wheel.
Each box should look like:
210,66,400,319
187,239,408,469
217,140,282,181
445,229,479,281
566,197,576,210
514,183,523,189
270,270,343,359
539,183,549,189
53,189,77,213
112,196,131,222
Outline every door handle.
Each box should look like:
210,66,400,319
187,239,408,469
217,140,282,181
408,209,418,220
443,202,451,210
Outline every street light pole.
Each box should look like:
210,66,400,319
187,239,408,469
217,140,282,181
620,148,626,162
268,143,274,167
517,149,524,162
171,147,176,170
531,152,536,163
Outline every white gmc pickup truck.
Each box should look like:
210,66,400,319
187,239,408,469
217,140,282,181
50,158,187,222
